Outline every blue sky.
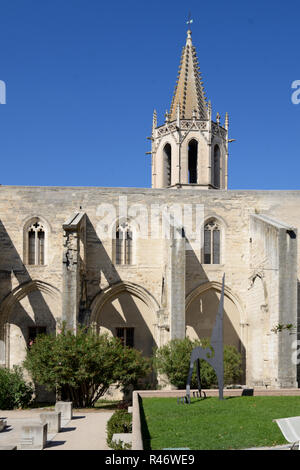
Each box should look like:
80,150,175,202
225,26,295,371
0,0,299,189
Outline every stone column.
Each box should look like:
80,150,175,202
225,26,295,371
166,225,186,339
62,229,79,331
62,213,86,332
277,228,298,387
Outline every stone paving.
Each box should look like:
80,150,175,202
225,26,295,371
242,444,292,450
0,408,113,450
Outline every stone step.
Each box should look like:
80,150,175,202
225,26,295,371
0,420,7,432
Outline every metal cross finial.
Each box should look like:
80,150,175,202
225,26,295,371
186,12,193,29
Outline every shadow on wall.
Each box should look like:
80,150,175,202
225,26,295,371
83,217,245,384
83,217,158,385
185,240,246,384
0,220,58,401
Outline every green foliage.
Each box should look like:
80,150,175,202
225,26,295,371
110,343,152,396
271,323,296,334
23,324,150,408
223,344,243,386
106,409,132,450
153,337,242,389
0,366,34,409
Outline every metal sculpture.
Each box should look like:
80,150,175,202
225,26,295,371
185,273,225,401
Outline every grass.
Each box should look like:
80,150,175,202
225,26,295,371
22,399,120,411
141,396,300,450
25,402,55,410
94,399,120,411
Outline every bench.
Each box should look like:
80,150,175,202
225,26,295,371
273,416,300,450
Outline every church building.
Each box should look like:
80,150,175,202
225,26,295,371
0,27,298,391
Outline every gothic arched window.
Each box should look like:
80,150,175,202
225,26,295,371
188,139,198,183
203,219,221,264
213,145,220,188
26,219,46,265
115,221,133,265
163,143,172,187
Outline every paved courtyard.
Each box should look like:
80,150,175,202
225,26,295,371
0,408,113,450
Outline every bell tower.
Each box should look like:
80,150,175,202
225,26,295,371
150,28,229,190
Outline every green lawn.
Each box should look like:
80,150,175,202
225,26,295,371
141,396,300,450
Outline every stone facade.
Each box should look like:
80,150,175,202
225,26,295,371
0,187,299,388
0,28,298,391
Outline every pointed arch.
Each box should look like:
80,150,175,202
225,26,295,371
0,280,61,325
0,280,61,367
112,217,139,265
22,215,51,265
90,282,160,357
90,281,160,326
185,281,246,381
185,281,245,323
202,216,226,264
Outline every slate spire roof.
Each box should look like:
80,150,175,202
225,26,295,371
169,29,208,121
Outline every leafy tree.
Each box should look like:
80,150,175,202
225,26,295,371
153,337,242,389
0,366,34,409
23,325,150,407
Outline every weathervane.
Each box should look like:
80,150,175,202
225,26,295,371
186,12,193,30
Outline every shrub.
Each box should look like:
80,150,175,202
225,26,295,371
23,324,150,408
106,409,132,450
0,366,34,409
153,337,242,389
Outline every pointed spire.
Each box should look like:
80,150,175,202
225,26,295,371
176,103,181,127
169,29,208,121
208,100,212,119
152,109,157,129
164,109,170,123
225,112,229,130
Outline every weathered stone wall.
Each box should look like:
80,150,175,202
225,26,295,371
0,186,299,387
248,215,297,387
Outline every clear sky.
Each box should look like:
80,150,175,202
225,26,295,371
0,0,299,189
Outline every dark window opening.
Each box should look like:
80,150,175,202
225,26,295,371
116,327,134,348
115,223,133,265
213,229,220,264
204,229,211,264
115,228,123,265
203,220,221,264
28,230,35,265
213,145,220,188
188,140,198,183
28,326,47,348
125,230,132,265
27,220,45,265
163,144,172,186
287,230,296,239
38,230,45,265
